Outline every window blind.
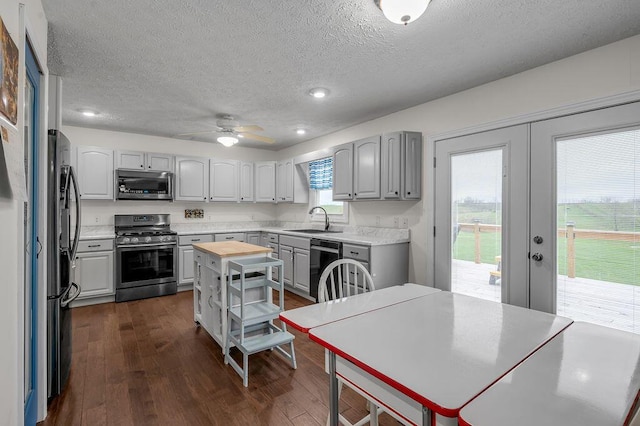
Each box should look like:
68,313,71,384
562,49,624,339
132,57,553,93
309,157,333,190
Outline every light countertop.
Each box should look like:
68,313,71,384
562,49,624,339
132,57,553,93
79,223,410,246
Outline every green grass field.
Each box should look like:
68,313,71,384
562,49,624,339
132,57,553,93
453,201,640,286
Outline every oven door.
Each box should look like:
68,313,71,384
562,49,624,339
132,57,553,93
116,243,177,289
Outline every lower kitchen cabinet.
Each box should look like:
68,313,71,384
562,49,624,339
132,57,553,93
279,235,311,298
343,242,409,289
178,234,214,286
72,239,115,306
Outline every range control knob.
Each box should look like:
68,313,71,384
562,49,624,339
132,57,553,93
122,237,130,244
131,237,139,244
145,236,152,243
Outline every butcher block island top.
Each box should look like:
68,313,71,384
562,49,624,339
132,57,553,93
192,241,272,257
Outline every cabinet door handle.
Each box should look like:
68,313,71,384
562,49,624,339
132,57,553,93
140,164,144,168
407,192,411,195
191,238,200,242
88,244,101,248
148,165,151,168
225,236,233,240
208,296,213,308
350,251,359,255
395,191,398,195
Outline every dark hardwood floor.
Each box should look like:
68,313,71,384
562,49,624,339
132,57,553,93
41,290,398,425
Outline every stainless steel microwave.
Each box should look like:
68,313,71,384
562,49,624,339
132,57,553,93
116,169,173,200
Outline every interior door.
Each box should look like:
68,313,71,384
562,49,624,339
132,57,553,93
530,101,640,334
434,125,528,307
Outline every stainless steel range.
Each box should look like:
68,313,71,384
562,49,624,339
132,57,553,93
115,214,177,302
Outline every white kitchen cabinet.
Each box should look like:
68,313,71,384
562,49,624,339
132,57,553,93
76,146,114,200
239,162,254,202
74,239,114,299
381,131,422,200
343,242,409,290
276,159,309,203
246,232,260,245
353,135,381,200
175,156,209,201
178,234,214,286
402,131,422,199
293,248,310,293
254,161,276,202
332,142,354,200
209,159,239,202
116,150,174,172
279,235,311,297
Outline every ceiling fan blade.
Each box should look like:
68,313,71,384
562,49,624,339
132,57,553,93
240,133,275,144
176,130,216,137
234,125,263,132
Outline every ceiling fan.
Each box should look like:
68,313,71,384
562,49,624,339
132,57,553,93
178,115,275,146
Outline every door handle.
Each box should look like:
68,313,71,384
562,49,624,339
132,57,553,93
531,253,543,262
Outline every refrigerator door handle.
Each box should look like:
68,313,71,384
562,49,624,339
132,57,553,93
60,282,81,307
68,166,82,266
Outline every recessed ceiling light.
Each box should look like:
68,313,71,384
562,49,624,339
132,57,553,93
296,129,306,135
309,88,329,99
81,110,97,117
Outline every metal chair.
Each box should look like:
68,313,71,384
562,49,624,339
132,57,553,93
318,258,382,426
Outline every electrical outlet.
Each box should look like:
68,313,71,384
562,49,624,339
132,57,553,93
402,217,409,228
251,214,255,220
375,216,380,226
95,216,99,223
393,216,399,228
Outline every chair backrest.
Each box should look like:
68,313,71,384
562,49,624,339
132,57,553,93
318,258,375,302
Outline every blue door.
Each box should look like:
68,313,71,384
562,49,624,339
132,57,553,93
24,40,41,426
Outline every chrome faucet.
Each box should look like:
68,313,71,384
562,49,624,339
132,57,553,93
309,206,330,231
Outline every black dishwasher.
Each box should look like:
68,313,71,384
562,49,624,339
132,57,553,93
309,238,342,302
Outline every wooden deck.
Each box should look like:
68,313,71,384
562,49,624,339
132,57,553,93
452,259,640,334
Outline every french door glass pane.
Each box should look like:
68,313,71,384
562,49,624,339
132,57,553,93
556,129,640,333
451,149,503,302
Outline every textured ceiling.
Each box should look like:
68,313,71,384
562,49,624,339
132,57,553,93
43,0,640,150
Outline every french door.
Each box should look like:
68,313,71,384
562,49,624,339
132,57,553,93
434,125,529,307
435,101,640,334
531,102,640,334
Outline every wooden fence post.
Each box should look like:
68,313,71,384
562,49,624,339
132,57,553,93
473,219,481,264
567,222,576,278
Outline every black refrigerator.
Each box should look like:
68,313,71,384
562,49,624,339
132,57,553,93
47,129,82,400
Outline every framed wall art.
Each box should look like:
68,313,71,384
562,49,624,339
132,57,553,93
0,16,18,125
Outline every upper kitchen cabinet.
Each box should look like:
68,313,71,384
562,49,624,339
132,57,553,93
175,156,209,201
116,150,174,172
353,136,381,199
276,159,309,203
239,162,254,202
254,161,276,203
209,159,239,202
332,136,381,201
332,143,354,200
76,146,114,200
381,131,422,200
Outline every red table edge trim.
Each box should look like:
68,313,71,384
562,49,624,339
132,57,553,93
309,332,457,417
279,314,310,333
623,388,640,426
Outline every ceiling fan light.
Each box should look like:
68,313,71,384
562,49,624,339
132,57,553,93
309,88,329,98
375,0,430,25
217,136,238,147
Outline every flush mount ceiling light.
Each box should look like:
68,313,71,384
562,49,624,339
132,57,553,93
309,88,329,99
374,0,430,25
81,110,98,117
217,136,238,147
296,129,306,135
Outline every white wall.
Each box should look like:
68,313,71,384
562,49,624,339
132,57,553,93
0,0,48,424
62,126,280,226
276,34,640,286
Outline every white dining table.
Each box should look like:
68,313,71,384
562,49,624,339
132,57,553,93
458,321,640,426
279,283,440,333
308,291,573,426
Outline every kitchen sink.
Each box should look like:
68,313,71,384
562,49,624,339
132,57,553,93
284,229,342,234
